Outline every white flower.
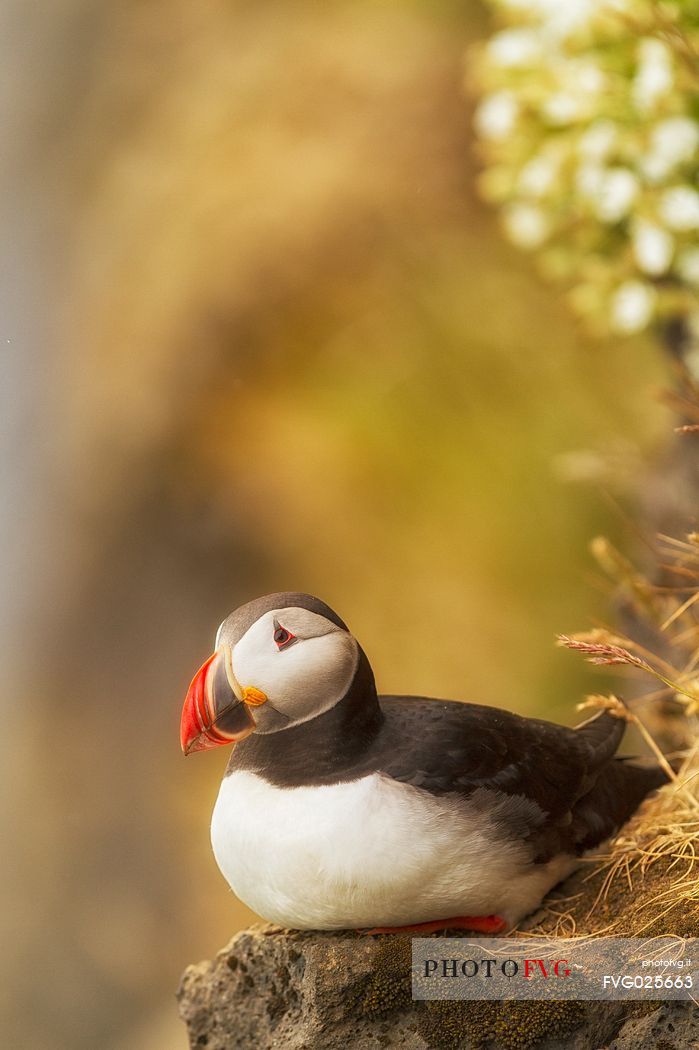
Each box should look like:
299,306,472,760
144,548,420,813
631,220,673,275
575,163,604,198
517,155,559,196
640,154,673,184
640,117,699,182
611,281,656,333
677,248,699,286
658,187,699,231
632,38,674,113
502,203,551,248
542,93,585,125
577,121,618,163
487,29,542,67
569,61,607,95
593,169,639,222
474,92,520,141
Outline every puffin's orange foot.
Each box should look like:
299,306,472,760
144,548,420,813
361,914,507,935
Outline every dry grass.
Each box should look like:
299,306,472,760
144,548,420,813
522,520,699,940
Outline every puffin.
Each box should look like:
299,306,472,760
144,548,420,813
180,592,666,934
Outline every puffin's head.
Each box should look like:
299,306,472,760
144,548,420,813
180,592,359,754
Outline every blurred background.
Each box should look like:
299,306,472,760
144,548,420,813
0,2,669,1048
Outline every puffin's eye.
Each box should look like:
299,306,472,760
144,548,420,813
273,624,295,649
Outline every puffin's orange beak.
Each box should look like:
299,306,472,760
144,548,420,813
180,645,267,755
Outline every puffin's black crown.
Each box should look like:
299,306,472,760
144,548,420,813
218,591,349,648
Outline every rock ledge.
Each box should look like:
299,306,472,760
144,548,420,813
177,925,697,1049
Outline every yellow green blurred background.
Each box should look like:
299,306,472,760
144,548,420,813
0,2,668,1048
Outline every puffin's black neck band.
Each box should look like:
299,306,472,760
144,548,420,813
225,645,384,787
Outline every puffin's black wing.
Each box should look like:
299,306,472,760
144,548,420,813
375,697,624,814
375,697,665,860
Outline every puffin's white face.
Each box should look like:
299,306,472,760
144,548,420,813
229,607,359,733
180,599,359,753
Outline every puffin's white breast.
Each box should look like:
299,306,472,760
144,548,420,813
211,771,576,929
